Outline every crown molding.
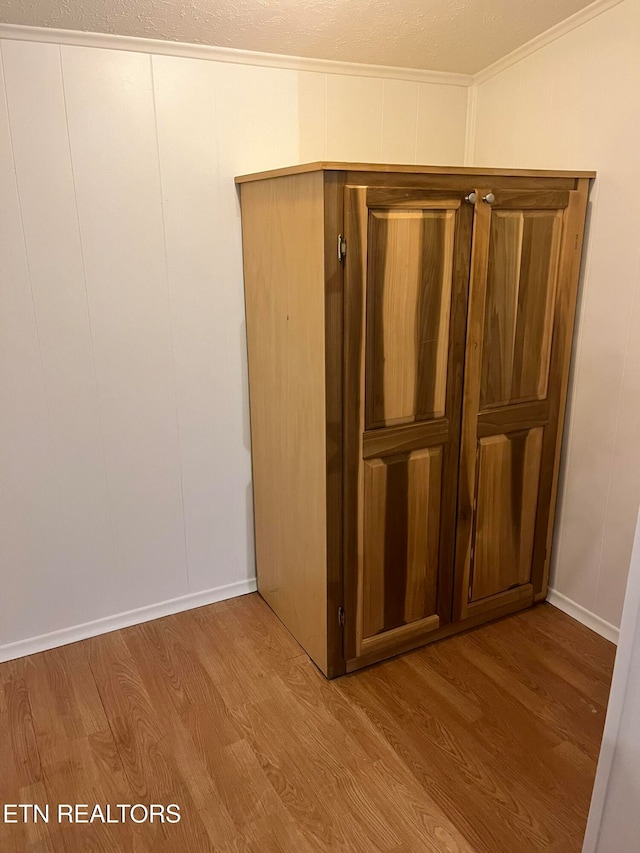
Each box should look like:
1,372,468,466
473,0,626,85
0,0,625,89
0,0,627,89
0,23,471,86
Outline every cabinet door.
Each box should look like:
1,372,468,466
455,188,588,621
344,186,473,664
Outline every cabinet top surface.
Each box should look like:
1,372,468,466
235,161,596,184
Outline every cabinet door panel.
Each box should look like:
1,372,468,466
363,448,442,638
471,428,543,601
366,210,454,427
455,187,587,621
344,186,473,665
481,211,562,409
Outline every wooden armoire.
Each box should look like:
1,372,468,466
237,163,593,678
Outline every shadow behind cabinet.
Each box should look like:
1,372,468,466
236,163,593,678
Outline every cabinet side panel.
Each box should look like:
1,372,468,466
240,172,328,673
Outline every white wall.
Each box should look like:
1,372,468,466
0,34,468,657
7,3,632,657
469,0,640,632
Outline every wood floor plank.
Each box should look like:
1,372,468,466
0,686,45,853
180,603,287,709
4,678,42,788
468,626,608,752
516,604,616,675
274,658,476,852
123,616,287,847
488,613,612,701
86,630,217,851
393,650,589,826
16,783,56,853
341,660,574,852
0,598,613,852
514,607,615,692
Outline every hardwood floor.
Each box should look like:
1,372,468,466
0,595,615,852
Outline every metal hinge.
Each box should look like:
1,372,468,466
337,234,347,262
338,606,346,628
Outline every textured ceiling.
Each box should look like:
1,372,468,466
1,0,597,74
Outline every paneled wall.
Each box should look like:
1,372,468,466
469,0,640,631
0,35,468,654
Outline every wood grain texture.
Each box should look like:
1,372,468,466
477,399,549,436
363,418,449,459
533,181,590,600
344,185,473,666
240,171,329,674
323,171,347,677
454,190,492,622
455,186,588,620
235,162,596,183
363,458,387,639
406,449,442,623
350,172,580,191
480,210,562,409
343,186,369,664
471,428,544,601
486,189,570,209
365,209,454,427
481,211,524,407
0,596,614,853
366,188,463,208
362,449,442,638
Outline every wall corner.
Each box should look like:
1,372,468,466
463,82,478,166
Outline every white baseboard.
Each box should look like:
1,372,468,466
0,577,257,664
547,587,619,644
0,579,616,663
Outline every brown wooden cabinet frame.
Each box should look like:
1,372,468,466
237,163,593,677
